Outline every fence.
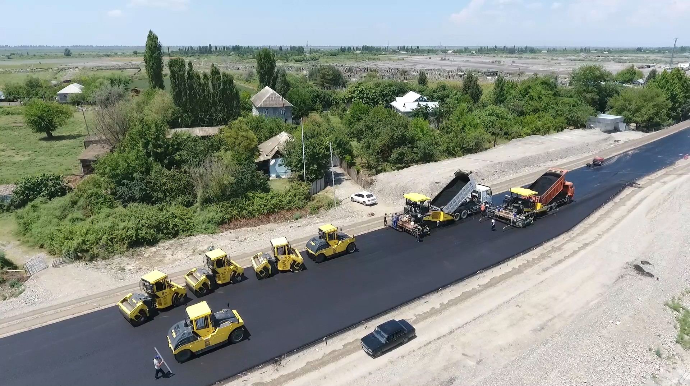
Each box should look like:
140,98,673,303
309,177,327,196
332,155,374,189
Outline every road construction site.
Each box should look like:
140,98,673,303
0,122,689,386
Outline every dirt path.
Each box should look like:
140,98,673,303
224,158,690,386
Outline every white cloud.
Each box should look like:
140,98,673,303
450,0,487,23
128,0,190,11
107,9,123,17
550,2,562,9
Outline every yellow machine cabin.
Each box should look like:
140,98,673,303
117,270,187,326
167,301,246,363
305,224,357,263
250,237,304,280
184,248,244,296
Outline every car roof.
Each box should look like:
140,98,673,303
205,248,227,260
355,191,373,195
141,270,167,283
186,301,212,319
404,193,431,202
319,224,337,233
377,320,403,335
271,237,289,247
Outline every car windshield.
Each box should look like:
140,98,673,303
373,328,387,341
366,194,373,198
140,279,154,294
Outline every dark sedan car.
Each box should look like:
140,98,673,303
361,319,415,357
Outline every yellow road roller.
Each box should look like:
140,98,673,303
184,248,244,296
117,270,187,326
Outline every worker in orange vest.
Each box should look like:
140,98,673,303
480,203,486,217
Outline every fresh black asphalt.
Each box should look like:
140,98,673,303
1,129,689,386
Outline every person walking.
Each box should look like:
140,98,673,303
491,219,496,231
154,355,166,379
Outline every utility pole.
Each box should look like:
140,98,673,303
671,38,678,67
329,142,336,206
301,121,306,182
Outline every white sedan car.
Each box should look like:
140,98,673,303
351,191,378,206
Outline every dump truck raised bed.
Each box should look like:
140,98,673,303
422,171,493,225
184,248,244,297
489,168,574,228
117,270,187,326
250,237,304,280
305,224,357,263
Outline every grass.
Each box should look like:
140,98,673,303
666,295,690,350
268,178,291,192
0,106,91,184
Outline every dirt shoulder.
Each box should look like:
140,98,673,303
0,122,686,335
222,146,690,386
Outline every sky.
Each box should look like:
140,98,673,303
0,0,688,47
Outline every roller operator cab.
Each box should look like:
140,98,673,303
167,301,246,363
117,270,187,326
305,224,357,263
184,248,245,297
251,237,304,280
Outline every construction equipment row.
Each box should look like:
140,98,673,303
117,224,357,326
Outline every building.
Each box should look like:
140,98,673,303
390,91,439,117
255,131,292,179
587,114,627,133
678,63,690,71
0,91,5,101
250,86,293,123
56,83,83,103
78,144,111,175
166,126,223,138
0,184,16,204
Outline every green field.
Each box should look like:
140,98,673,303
0,106,90,184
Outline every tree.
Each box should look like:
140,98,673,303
346,80,409,107
614,65,643,84
492,74,509,105
144,30,165,90
648,68,690,122
309,65,346,89
462,72,482,104
478,105,513,147
418,70,428,87
256,48,277,89
63,48,72,57
90,85,131,147
284,116,331,182
645,69,658,84
23,99,73,138
570,65,618,112
220,123,259,161
274,67,290,96
608,87,671,131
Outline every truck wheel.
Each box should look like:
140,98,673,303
315,253,326,263
460,210,469,219
229,327,246,344
172,293,184,307
175,350,193,363
346,243,357,254
291,262,303,272
231,272,242,283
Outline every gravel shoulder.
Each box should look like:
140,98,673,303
0,129,647,318
222,154,690,386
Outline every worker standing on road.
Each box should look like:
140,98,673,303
491,219,496,231
154,355,166,379
480,203,486,217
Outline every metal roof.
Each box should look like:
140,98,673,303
319,224,337,233
205,248,227,260
404,193,431,202
251,86,293,108
57,83,84,94
271,237,289,247
510,187,538,197
256,131,292,162
78,144,112,161
186,301,212,319
141,270,167,283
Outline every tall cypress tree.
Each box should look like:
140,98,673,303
255,48,276,89
144,30,165,90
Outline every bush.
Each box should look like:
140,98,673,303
23,99,73,138
0,251,18,270
10,173,69,209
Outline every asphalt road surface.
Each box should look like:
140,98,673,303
1,129,689,386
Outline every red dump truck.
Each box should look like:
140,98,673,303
489,168,574,228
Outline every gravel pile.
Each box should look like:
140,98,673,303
371,129,646,205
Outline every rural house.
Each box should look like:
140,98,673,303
256,131,292,179
56,83,83,103
390,91,439,117
587,114,628,133
250,86,293,123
